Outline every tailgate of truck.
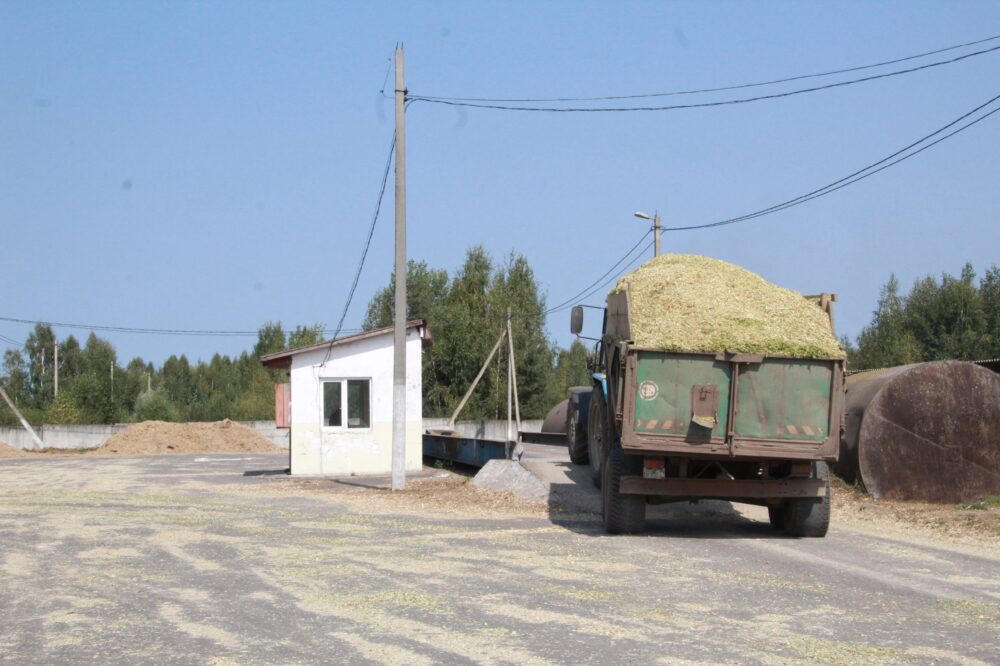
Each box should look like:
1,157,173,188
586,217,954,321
623,351,841,460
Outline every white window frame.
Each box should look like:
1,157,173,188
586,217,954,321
321,378,372,432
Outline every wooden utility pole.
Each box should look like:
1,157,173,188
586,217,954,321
53,342,59,398
391,44,407,491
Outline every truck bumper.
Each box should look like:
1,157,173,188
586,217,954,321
619,476,826,499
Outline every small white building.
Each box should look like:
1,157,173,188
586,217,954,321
261,320,430,476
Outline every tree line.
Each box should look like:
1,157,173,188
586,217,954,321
0,246,592,426
8,251,985,428
844,262,1000,370
0,322,323,427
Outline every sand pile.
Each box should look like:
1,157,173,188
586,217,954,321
0,442,29,458
613,254,845,359
97,420,281,455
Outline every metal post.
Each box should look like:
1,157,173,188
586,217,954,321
391,44,407,491
654,212,662,257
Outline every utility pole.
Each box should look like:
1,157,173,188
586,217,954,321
53,342,58,398
634,210,663,257
653,211,662,257
391,44,407,492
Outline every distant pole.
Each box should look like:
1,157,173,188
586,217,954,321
506,310,513,455
653,211,662,257
53,342,59,398
391,44,408,492
110,360,114,398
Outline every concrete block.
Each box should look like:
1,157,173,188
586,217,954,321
472,459,552,502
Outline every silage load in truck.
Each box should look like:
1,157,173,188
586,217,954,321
612,254,845,359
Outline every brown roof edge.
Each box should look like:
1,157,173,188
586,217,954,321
260,320,428,369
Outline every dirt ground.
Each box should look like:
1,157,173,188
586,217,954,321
0,442,28,458
97,420,281,455
2,452,998,665
830,478,1000,549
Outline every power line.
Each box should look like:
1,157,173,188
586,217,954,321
0,315,261,337
329,132,396,342
0,315,363,339
414,33,1000,103
566,240,655,310
542,230,652,315
409,44,1000,112
667,91,1000,231
320,132,396,365
0,333,23,348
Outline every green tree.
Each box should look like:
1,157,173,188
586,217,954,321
545,339,594,407
288,323,326,349
981,266,1000,357
853,275,922,370
24,323,56,408
253,322,286,358
363,260,449,330
905,264,986,360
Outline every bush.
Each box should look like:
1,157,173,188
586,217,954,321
133,389,180,422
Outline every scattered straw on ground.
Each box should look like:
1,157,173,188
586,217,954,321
96,420,281,455
831,478,1000,549
613,254,845,358
232,472,556,519
0,442,29,458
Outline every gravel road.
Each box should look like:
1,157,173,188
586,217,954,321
1,451,997,665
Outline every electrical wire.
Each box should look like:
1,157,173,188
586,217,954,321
565,240,655,310
542,230,652,315
408,44,1000,112
414,33,1000,103
0,332,23,348
320,132,396,365
667,91,1000,231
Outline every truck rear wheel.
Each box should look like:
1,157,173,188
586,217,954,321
587,388,607,488
767,506,785,530
783,462,830,537
567,412,589,465
602,442,646,534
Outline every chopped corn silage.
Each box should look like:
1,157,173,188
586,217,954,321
613,254,845,359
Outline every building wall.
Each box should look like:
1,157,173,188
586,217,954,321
288,329,423,476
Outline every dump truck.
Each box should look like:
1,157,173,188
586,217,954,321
569,286,845,537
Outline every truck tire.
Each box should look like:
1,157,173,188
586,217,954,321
587,387,607,488
602,442,646,534
567,412,589,465
783,462,830,537
767,506,785,530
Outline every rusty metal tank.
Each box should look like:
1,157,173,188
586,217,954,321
541,399,569,435
836,360,1000,502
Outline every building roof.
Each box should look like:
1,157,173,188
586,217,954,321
260,320,429,369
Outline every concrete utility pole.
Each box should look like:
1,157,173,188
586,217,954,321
391,44,408,491
53,342,58,398
653,212,662,257
0,386,44,450
634,210,662,257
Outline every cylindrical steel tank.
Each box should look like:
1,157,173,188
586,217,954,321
836,360,1000,502
541,399,569,435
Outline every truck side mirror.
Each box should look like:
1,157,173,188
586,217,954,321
570,306,584,335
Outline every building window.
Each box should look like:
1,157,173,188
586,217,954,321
322,379,371,429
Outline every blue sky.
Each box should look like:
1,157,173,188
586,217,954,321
2,1,998,364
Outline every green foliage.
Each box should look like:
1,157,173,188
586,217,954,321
0,320,320,426
851,263,999,370
132,389,179,422
364,246,587,420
